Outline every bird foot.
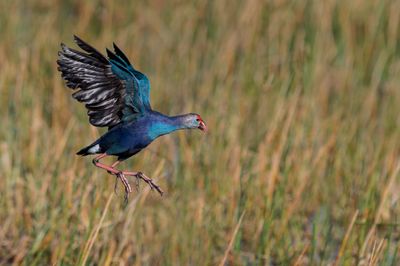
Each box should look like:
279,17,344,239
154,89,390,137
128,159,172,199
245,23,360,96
112,171,163,201
113,172,132,203
133,172,164,196
93,154,163,201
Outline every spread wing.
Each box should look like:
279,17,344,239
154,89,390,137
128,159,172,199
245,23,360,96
57,35,152,128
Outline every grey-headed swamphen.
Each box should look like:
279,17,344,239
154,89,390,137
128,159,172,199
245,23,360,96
57,36,207,201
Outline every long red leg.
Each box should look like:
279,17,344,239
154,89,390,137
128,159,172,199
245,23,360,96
111,161,120,167
92,154,119,174
92,154,132,200
93,154,163,197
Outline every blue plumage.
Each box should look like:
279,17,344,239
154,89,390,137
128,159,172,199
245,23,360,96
57,36,206,198
79,112,199,160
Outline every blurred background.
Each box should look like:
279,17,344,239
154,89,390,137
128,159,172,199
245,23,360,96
1,0,400,265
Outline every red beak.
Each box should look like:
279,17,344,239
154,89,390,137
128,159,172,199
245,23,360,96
198,120,207,132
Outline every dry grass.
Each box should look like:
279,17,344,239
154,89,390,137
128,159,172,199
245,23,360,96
1,0,400,265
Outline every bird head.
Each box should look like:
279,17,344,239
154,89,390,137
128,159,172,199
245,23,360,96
183,113,207,132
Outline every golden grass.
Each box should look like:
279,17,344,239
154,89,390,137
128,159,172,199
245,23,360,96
1,0,400,264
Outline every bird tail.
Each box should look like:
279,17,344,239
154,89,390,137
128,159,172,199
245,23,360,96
77,142,101,156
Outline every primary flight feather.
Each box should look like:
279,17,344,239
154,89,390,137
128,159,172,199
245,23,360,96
57,35,207,200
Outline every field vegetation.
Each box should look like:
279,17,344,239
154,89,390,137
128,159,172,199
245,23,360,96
1,0,400,265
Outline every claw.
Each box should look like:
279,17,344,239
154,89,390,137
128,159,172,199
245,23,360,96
135,177,140,192
114,175,119,195
135,172,164,196
92,153,163,200
115,172,132,203
124,191,129,205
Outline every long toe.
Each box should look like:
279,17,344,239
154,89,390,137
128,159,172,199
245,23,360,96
135,177,140,192
114,175,119,195
124,193,129,204
116,172,132,201
136,172,164,196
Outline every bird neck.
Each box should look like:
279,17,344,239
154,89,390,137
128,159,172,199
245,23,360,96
148,113,191,139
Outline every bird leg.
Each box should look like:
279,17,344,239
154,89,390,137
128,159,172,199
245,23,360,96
92,154,163,199
111,160,144,193
110,158,163,196
92,154,132,200
122,171,164,196
111,160,122,194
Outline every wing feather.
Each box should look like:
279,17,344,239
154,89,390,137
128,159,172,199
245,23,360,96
57,38,127,127
57,36,151,128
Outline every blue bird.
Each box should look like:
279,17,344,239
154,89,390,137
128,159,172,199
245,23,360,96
57,36,207,200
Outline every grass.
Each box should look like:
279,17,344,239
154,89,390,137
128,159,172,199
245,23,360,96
1,0,400,264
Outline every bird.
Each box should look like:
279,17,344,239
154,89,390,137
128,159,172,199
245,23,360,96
57,35,207,201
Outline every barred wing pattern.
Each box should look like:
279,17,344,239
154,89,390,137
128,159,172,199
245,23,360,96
57,35,148,127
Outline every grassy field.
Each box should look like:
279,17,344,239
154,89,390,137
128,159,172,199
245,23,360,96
1,0,400,265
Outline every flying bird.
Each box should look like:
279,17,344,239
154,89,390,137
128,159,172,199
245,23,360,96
57,36,207,200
